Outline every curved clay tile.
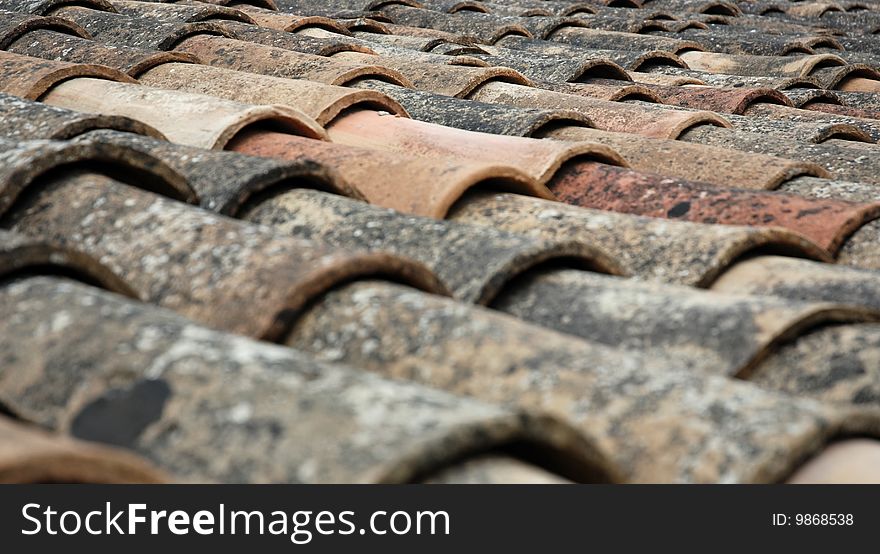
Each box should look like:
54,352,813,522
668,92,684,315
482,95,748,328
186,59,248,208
689,71,825,91
5,171,447,339
544,125,824,189
649,0,742,16
378,5,534,43
546,161,880,253
354,30,469,52
53,6,238,50
221,20,376,55
537,27,703,55
723,111,874,144
681,125,880,185
645,85,792,114
817,65,880,92
7,29,200,77
326,109,625,185
274,0,422,12
229,129,548,218
743,103,880,142
235,5,353,34
419,0,488,13
77,128,360,213
174,35,413,86
286,278,880,483
752,323,880,406
805,102,880,121
834,90,880,112
0,91,164,140
787,1,845,17
837,220,880,270
111,0,258,24
138,62,408,125
674,28,837,56
467,81,731,139
242,187,624,304
0,276,613,483
519,16,592,40
333,50,533,96
479,1,555,17
0,138,195,215
0,0,116,14
0,416,165,483
197,0,278,9
340,16,393,33
784,88,843,108
0,49,134,99
353,79,593,136
0,9,89,48
539,81,661,103
630,71,706,86
0,229,136,296
42,77,328,148
711,256,880,313
448,190,830,287
471,46,632,83
678,51,847,77
381,20,476,40
492,268,874,377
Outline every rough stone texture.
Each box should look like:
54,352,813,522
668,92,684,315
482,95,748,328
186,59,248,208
0,414,166,483
42,77,327,149
242,187,624,304
672,28,842,56
449,191,830,287
138,62,407,125
805,102,880,122
0,49,133,99
681,125,880,185
325,109,624,184
0,276,612,483
711,255,880,313
174,35,413,85
468,80,730,139
353,79,591,136
4,171,445,340
76,129,358,213
492,268,874,377
6,29,199,77
0,92,163,139
286,279,880,483
229,129,549,218
0,137,194,215
743,102,880,143
547,161,880,253
221,20,374,55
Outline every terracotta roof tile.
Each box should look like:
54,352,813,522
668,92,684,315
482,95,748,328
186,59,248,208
0,415,166,483
0,276,611,483
2,0,880,482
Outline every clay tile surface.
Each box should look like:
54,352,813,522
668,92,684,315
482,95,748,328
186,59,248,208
0,415,166,483
0,91,164,139
0,49,134,99
4,171,446,339
0,9,90,48
174,34,414,85
3,0,880,484
41,77,327,148
0,277,613,483
6,28,199,77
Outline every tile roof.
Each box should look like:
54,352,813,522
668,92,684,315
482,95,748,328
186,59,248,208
2,0,880,483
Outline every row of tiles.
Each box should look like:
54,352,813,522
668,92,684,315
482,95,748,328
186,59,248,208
3,0,880,482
